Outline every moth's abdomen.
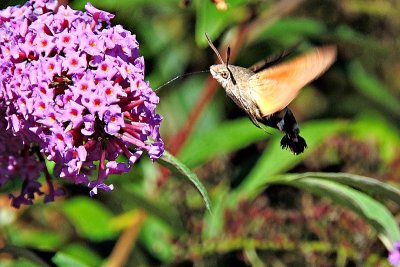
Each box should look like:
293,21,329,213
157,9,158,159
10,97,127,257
259,107,307,155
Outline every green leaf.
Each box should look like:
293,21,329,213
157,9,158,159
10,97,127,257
350,112,400,163
289,172,400,205
7,228,64,249
113,188,185,233
52,253,90,267
240,172,400,249
139,216,175,262
0,259,43,267
348,60,400,116
61,197,117,241
157,150,212,212
333,24,381,49
58,243,102,267
241,172,400,248
287,178,400,249
236,120,346,197
260,17,327,45
179,118,266,167
195,0,247,46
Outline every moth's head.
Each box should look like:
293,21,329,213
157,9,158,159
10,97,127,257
210,64,233,88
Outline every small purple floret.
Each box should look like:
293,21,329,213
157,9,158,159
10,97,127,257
389,241,400,266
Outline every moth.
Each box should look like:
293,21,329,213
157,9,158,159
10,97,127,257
206,33,337,155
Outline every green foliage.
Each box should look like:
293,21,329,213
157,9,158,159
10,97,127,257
195,0,247,46
260,18,327,45
157,151,212,212
139,216,175,262
348,61,400,116
56,244,102,267
52,253,91,267
61,197,118,241
2,0,400,266
179,118,266,167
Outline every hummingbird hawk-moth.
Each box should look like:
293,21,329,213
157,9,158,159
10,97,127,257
206,33,336,155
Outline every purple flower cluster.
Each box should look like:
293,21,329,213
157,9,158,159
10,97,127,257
389,241,400,267
0,0,163,207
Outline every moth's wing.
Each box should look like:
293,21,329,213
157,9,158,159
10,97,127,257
249,46,337,116
249,43,300,73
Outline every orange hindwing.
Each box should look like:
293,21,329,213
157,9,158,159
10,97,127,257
249,46,337,116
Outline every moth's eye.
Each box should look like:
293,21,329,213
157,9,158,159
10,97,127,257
220,71,229,79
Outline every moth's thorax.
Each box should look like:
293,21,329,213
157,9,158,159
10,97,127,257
210,64,262,120
209,64,254,91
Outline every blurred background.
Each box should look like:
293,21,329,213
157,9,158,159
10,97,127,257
1,0,400,266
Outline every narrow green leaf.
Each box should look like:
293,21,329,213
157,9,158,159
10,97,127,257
236,120,346,197
61,197,117,241
288,178,400,248
292,172,400,205
243,172,400,248
59,244,102,267
157,150,212,212
348,60,400,116
52,253,90,267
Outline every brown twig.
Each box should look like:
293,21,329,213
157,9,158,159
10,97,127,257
106,210,147,267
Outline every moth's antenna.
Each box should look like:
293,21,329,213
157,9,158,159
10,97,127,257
225,46,236,85
226,46,231,67
205,32,235,85
154,70,209,92
205,33,225,65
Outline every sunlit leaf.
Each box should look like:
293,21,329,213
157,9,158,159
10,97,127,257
61,197,117,241
52,253,90,267
7,228,64,249
58,244,102,267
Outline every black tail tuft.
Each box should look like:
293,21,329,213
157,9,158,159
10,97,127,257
260,107,307,155
280,134,307,155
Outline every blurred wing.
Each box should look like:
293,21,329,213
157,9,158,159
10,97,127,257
249,46,337,116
